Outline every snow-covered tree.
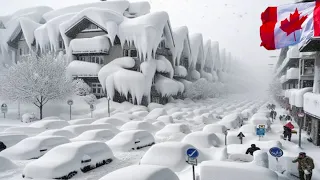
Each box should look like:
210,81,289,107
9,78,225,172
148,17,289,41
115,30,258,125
269,79,283,97
72,79,91,96
0,53,73,119
184,78,218,99
82,94,97,106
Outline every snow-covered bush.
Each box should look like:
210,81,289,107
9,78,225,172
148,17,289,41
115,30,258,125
72,78,91,96
22,113,38,123
82,94,97,105
184,78,218,99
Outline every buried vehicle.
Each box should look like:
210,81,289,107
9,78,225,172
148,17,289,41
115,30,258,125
22,141,114,179
0,136,70,160
107,130,155,152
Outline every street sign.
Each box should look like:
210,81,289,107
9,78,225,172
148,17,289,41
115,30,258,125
186,158,197,166
237,132,245,144
269,147,283,158
67,99,73,106
1,104,8,113
256,125,266,136
186,148,199,159
90,104,95,111
298,112,305,118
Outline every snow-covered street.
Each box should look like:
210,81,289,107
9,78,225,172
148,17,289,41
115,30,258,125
0,94,319,180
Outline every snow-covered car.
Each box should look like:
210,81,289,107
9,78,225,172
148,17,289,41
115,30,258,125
0,156,16,171
71,129,115,142
218,113,242,129
3,126,45,136
0,134,28,149
37,129,76,139
29,120,70,129
92,117,126,126
62,123,119,135
120,121,157,132
107,130,155,151
99,165,179,180
140,142,196,172
155,124,191,141
182,131,220,148
203,124,228,134
23,141,114,179
0,136,70,160
68,118,96,125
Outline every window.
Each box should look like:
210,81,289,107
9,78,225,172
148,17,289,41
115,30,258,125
91,83,103,95
114,36,121,45
87,24,98,30
79,56,86,61
90,56,104,64
196,63,201,71
159,41,165,48
59,40,65,49
130,50,138,57
123,49,129,56
19,48,22,55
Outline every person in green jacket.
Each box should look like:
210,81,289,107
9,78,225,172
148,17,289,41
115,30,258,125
292,152,315,180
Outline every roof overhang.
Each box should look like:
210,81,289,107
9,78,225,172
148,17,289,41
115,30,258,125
299,37,320,52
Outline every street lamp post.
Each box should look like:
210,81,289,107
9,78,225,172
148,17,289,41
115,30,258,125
298,111,305,148
67,100,73,120
107,96,111,117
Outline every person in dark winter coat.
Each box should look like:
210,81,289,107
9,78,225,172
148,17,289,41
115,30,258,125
0,141,6,152
283,121,294,141
285,115,292,121
245,144,261,156
292,152,314,180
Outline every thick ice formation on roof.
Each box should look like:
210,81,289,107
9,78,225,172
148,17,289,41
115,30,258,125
70,36,110,54
203,39,213,70
98,57,136,91
43,1,129,21
35,14,75,52
127,1,151,17
212,41,220,71
156,55,174,78
67,60,102,76
60,8,124,53
154,75,184,97
174,66,187,77
34,25,50,52
19,18,41,50
172,26,191,66
0,6,52,26
118,11,172,61
189,33,204,69
140,60,157,102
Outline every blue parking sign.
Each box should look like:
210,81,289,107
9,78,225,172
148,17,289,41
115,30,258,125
256,125,266,136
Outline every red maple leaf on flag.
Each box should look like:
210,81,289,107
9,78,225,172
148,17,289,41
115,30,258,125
280,8,308,41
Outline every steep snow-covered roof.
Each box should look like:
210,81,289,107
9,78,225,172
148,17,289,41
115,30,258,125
172,26,191,67
42,1,129,21
60,8,124,52
127,1,151,17
69,35,110,54
67,60,102,77
212,41,220,71
118,11,174,61
189,33,204,69
19,18,41,49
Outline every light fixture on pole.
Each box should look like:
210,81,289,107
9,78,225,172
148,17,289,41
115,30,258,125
67,99,73,120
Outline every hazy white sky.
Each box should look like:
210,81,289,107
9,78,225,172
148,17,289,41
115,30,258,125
1,0,293,84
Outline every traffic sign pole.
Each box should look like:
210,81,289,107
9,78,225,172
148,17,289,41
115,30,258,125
192,164,196,180
298,112,304,148
186,148,199,180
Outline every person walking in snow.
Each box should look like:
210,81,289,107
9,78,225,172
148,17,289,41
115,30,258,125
245,144,261,156
292,152,314,180
283,121,294,141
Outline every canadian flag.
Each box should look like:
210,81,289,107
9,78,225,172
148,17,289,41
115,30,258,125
260,1,320,50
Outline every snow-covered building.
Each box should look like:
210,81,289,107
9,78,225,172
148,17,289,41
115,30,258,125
0,0,237,104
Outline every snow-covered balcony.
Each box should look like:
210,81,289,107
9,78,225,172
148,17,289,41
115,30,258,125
303,92,320,118
280,75,287,84
293,87,312,108
67,60,102,77
174,66,187,78
286,68,299,80
69,36,110,55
